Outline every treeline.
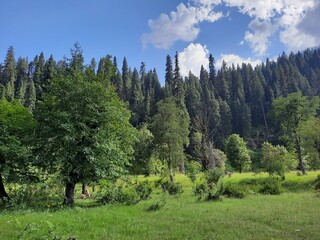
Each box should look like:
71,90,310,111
1,45,320,141
0,43,320,206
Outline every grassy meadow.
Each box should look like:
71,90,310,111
0,171,319,240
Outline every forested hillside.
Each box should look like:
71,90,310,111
1,45,319,145
1,43,320,205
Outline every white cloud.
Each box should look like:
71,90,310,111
179,43,209,77
143,0,320,55
216,54,262,68
224,0,318,54
279,1,320,52
142,2,223,49
244,19,278,56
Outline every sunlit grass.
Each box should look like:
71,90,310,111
0,171,319,239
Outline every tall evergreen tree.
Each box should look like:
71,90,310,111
208,54,216,91
15,57,28,101
69,42,84,72
165,55,174,97
215,61,230,103
33,53,45,100
130,68,144,126
42,54,56,95
3,46,16,102
122,57,131,101
173,52,185,102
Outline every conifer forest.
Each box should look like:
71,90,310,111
0,43,320,239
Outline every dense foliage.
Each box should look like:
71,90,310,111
0,43,320,207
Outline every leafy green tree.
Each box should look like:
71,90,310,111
225,134,251,173
297,117,320,169
261,142,295,178
0,98,35,203
130,124,154,175
271,92,320,174
151,97,190,182
35,68,136,206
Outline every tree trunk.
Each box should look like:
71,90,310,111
179,160,185,173
296,136,306,175
63,182,76,207
0,173,10,203
82,183,90,197
81,183,87,195
169,163,174,183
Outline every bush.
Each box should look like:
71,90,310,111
135,181,152,200
223,185,247,199
167,182,183,195
155,178,183,195
314,175,320,190
194,168,224,201
259,177,283,195
185,161,201,183
97,183,139,205
194,182,208,200
206,168,224,185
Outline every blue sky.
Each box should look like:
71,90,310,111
1,0,320,84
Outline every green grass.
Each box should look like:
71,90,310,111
1,171,319,240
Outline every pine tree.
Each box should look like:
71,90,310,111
122,57,131,101
208,54,216,91
215,61,230,103
130,68,144,126
165,55,174,97
42,55,56,94
3,46,16,102
33,53,45,100
15,57,28,102
173,52,185,102
69,42,84,72
24,62,36,110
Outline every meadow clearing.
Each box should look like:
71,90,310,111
0,171,319,240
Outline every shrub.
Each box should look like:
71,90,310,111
97,183,139,205
315,175,320,190
223,185,247,199
155,178,183,195
194,182,208,200
185,161,201,183
167,182,183,195
259,177,283,195
206,168,224,185
194,168,224,201
135,181,152,200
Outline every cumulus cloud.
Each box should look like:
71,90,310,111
297,3,320,39
224,0,318,54
216,54,262,68
179,43,209,77
142,2,223,49
244,19,277,56
143,0,320,55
